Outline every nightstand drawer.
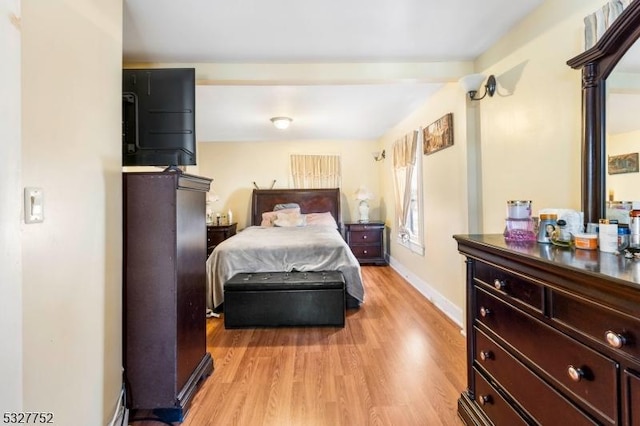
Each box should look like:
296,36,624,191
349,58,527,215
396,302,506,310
346,223,383,232
206,223,237,257
349,230,381,244
349,245,381,259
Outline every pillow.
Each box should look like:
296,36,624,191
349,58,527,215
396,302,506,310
274,203,300,211
273,210,306,227
304,212,339,229
261,207,300,227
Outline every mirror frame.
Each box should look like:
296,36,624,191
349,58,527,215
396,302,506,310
567,0,640,224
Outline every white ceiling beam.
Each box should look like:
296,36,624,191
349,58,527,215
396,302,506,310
123,61,474,85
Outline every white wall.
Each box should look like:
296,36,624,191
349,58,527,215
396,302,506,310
21,1,122,424
0,0,23,411
197,139,383,229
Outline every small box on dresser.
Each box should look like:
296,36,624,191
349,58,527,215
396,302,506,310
454,234,640,426
344,221,386,265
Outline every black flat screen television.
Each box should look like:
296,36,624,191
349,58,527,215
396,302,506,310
122,68,196,167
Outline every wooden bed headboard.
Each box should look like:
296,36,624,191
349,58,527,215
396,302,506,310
251,188,341,226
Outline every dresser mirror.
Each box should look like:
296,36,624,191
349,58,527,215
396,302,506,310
567,1,640,224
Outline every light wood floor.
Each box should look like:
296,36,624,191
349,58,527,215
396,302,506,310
132,266,466,426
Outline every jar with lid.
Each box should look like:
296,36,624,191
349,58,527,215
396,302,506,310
551,219,571,247
618,225,630,252
537,213,557,244
630,202,640,250
507,200,532,219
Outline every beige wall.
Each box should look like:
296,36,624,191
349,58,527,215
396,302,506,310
197,139,383,229
376,0,607,328
378,84,469,324
21,1,122,424
476,0,604,232
1,0,23,411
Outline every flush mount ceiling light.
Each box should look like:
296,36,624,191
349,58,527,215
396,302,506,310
459,73,497,101
270,116,293,130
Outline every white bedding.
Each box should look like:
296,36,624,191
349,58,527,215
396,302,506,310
206,225,365,310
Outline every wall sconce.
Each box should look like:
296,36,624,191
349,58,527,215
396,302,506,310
373,150,386,162
270,116,293,130
459,74,496,101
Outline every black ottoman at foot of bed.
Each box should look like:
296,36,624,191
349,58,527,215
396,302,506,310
223,271,346,328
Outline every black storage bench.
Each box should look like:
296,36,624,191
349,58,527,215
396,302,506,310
224,271,345,328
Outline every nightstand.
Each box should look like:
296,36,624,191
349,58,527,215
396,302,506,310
206,222,237,257
344,222,386,265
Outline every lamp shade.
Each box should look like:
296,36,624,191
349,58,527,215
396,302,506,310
459,73,486,93
354,186,373,201
270,116,293,130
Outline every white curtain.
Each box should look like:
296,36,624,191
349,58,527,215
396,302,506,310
392,130,418,242
290,154,341,188
584,0,631,49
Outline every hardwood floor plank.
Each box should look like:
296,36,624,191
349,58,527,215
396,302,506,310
130,266,466,425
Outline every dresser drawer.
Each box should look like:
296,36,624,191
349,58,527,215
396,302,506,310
475,327,598,425
476,287,618,423
625,369,640,426
349,245,381,259
474,261,544,313
551,290,640,359
473,368,528,425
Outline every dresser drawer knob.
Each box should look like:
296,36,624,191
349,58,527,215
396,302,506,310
493,279,506,290
605,330,626,349
362,235,368,239
567,365,584,382
479,350,493,361
478,394,492,406
479,307,491,318
363,250,368,254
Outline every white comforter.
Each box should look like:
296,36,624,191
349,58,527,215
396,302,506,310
206,226,364,309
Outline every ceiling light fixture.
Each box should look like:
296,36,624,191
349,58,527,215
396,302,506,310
459,74,497,101
270,116,293,130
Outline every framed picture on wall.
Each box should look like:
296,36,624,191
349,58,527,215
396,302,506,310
423,113,453,155
608,152,639,174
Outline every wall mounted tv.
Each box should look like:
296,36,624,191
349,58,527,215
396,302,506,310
122,68,196,167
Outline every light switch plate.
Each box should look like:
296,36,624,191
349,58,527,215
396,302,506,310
24,187,44,223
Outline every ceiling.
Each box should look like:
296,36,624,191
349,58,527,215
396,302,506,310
123,0,543,142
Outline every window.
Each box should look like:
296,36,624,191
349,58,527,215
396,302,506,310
392,130,424,254
290,154,341,188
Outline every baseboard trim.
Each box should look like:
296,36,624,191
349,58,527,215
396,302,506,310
388,256,464,329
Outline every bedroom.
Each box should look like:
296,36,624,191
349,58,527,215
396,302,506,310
3,0,631,424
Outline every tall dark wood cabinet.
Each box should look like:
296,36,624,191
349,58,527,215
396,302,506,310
123,171,213,422
454,234,640,425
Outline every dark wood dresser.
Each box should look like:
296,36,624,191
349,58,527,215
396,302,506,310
454,234,640,425
344,221,386,265
206,222,237,257
123,171,213,422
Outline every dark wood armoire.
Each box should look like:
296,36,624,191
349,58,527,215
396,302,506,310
123,171,213,422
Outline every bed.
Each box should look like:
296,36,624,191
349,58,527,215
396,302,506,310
205,188,365,317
